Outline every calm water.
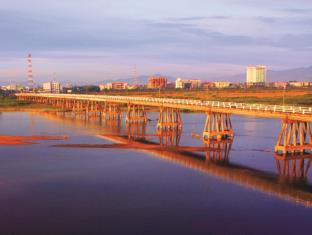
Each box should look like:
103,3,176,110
0,111,311,235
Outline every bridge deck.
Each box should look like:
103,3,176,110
16,93,312,122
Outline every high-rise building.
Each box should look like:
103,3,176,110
246,65,267,86
147,76,167,89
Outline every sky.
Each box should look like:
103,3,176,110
0,0,312,84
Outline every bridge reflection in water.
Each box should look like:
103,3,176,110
37,111,312,208
275,154,312,181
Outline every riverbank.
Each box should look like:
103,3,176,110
0,104,60,112
0,95,60,112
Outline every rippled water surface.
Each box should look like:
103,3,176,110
0,111,311,235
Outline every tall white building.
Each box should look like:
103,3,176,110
43,81,61,93
246,65,267,86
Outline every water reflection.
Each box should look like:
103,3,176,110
275,154,312,181
37,111,312,207
126,122,147,141
204,139,233,164
157,129,182,147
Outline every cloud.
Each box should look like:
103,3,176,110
281,8,312,14
1,5,312,82
254,15,312,28
255,16,282,23
276,33,312,50
166,16,231,22
1,8,311,60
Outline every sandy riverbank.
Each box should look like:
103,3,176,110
0,135,68,145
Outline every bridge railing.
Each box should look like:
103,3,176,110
16,93,312,115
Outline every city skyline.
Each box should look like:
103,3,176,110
1,0,312,83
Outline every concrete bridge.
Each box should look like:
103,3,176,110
16,93,312,155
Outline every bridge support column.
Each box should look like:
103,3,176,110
126,104,147,123
275,120,312,155
157,108,182,130
202,112,234,141
87,101,101,118
102,103,122,120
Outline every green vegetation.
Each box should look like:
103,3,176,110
0,96,28,107
103,88,312,106
207,94,312,106
0,95,58,111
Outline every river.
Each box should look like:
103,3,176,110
0,111,311,235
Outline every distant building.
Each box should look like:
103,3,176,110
175,78,201,89
231,82,244,88
268,81,289,88
112,82,128,90
125,85,139,90
289,81,311,88
99,83,113,91
62,83,73,93
166,82,175,89
189,79,201,89
99,82,128,90
175,78,184,89
43,81,61,93
246,65,267,86
213,81,231,88
2,84,23,91
147,76,167,89
201,82,214,90
42,82,51,92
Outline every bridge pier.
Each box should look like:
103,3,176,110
157,108,182,130
73,100,83,113
202,112,234,141
126,104,147,123
275,120,312,155
102,103,122,120
87,101,103,119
